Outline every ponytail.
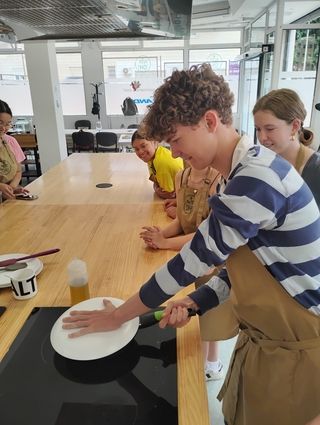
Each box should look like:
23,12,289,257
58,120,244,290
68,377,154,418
299,127,314,146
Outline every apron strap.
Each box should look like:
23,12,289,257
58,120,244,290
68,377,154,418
195,169,220,226
243,327,320,350
294,143,308,172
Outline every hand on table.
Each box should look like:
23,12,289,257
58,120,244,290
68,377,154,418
153,183,175,200
62,299,121,338
140,225,166,249
159,296,199,329
0,183,15,199
164,199,177,208
164,199,177,219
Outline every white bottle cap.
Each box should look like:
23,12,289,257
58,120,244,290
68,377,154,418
67,258,88,287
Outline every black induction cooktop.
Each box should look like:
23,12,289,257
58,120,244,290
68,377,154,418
0,307,177,425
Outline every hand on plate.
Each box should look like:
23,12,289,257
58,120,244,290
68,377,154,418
62,299,121,338
158,296,199,329
14,186,29,195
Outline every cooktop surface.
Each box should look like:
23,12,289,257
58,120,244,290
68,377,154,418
0,307,177,425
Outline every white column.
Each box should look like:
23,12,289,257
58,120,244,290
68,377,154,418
285,30,295,72
24,41,67,173
81,41,106,129
271,0,285,89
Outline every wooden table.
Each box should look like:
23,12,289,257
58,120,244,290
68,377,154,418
0,154,210,425
15,153,160,205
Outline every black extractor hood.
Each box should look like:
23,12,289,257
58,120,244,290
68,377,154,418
0,0,193,42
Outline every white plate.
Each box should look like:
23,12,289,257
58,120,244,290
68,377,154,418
0,253,43,288
50,297,140,361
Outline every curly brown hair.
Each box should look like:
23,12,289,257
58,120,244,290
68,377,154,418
141,63,234,141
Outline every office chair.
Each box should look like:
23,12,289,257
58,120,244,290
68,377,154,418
96,132,118,152
127,124,139,129
75,119,91,129
72,130,95,152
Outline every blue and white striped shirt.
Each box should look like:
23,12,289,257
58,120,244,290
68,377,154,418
139,136,320,316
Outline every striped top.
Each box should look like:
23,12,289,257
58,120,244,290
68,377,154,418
139,135,320,316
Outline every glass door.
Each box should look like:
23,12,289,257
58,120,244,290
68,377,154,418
240,54,260,139
279,28,320,126
260,51,273,96
240,51,274,140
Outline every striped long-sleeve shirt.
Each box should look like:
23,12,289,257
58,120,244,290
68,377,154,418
139,136,320,316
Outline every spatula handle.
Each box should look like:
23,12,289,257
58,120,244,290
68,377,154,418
18,248,60,261
139,307,197,329
0,248,60,267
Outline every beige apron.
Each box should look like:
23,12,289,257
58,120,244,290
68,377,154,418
177,168,239,341
0,141,18,184
218,245,320,425
295,142,309,173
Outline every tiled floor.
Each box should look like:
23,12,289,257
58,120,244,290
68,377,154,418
206,336,237,425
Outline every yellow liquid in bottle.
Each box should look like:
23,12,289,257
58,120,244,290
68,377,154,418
69,283,90,306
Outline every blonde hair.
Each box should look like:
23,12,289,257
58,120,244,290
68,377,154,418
253,89,313,146
141,63,234,142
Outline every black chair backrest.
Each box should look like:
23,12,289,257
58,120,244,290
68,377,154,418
72,130,95,152
96,132,118,152
75,120,91,129
127,124,139,129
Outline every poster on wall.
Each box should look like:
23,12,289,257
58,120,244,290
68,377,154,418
105,76,163,115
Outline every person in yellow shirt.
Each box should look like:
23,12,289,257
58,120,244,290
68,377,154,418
132,130,184,217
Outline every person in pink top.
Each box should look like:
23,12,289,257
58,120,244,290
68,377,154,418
0,99,28,199
5,133,26,163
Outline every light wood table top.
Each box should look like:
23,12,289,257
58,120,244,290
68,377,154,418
0,203,210,423
15,153,161,205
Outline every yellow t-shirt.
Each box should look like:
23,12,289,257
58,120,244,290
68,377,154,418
148,146,184,193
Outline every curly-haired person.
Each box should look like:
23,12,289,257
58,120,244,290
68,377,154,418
63,64,320,425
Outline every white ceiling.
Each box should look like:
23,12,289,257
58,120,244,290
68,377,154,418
0,0,319,42
191,0,320,29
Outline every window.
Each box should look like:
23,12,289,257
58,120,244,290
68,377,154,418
56,53,85,115
251,14,266,46
283,1,320,25
143,39,184,48
0,41,14,50
55,42,80,48
100,40,141,48
102,50,183,115
189,49,241,112
280,28,320,125
0,53,33,115
268,3,277,28
190,30,241,45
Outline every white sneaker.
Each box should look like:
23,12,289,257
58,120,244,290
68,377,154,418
205,361,224,381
